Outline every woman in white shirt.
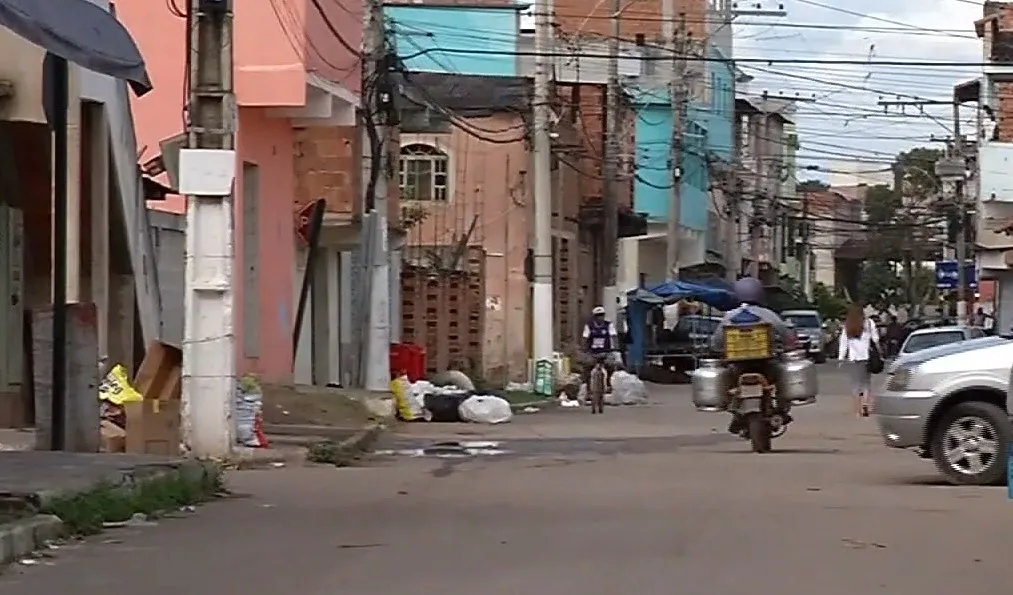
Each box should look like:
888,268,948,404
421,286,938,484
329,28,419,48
837,304,880,417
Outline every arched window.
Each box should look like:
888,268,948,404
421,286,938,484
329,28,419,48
399,143,449,201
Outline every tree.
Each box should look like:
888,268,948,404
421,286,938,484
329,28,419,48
813,282,847,320
863,184,898,224
858,261,904,307
796,179,829,193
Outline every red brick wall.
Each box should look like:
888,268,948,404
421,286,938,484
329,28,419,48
554,0,708,43
293,125,360,214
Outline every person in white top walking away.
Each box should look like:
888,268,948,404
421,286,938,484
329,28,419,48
837,303,880,417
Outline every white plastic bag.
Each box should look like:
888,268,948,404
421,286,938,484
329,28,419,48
458,395,513,424
406,380,434,420
235,379,265,447
610,371,648,405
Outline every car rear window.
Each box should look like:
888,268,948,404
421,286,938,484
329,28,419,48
902,331,965,353
784,314,820,328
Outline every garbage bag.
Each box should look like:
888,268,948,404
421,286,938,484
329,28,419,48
391,375,420,421
610,371,648,405
235,377,266,447
407,380,435,420
458,395,513,424
430,369,476,391
98,364,143,406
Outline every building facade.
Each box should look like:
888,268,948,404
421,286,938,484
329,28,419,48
119,0,364,385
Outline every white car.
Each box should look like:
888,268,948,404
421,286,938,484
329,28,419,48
898,326,985,357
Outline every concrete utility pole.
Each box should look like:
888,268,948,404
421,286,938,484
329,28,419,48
362,0,392,390
181,0,236,457
752,94,811,281
719,1,786,281
952,101,968,326
663,10,687,281
602,0,620,310
531,0,555,361
748,110,768,279
799,192,812,300
880,97,967,320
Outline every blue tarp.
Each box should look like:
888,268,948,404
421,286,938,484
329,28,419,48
644,281,738,311
624,281,738,370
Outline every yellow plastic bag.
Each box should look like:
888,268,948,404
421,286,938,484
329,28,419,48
390,375,417,421
98,364,143,406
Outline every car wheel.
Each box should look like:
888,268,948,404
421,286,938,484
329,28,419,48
930,401,1010,486
814,352,827,364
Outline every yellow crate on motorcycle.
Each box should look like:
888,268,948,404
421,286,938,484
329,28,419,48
722,323,772,361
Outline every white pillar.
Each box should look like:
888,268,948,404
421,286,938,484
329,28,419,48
88,103,110,365
53,66,82,302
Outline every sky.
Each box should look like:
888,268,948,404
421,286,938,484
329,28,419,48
734,0,983,185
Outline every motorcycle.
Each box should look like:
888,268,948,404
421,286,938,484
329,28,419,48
690,323,819,453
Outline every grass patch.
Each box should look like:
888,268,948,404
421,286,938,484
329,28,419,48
305,440,356,466
39,465,223,535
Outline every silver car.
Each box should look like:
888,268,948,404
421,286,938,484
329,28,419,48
781,309,827,363
875,336,1013,485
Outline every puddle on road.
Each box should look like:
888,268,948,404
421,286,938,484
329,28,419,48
374,440,511,458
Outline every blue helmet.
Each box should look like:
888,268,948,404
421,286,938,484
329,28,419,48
733,276,765,305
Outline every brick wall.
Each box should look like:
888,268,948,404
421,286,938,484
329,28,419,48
554,0,708,43
293,125,360,215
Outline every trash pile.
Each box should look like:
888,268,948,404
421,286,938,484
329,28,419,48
235,375,269,448
98,340,269,454
391,374,513,424
555,370,649,408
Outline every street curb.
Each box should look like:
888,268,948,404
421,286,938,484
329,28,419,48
0,460,221,567
0,514,63,567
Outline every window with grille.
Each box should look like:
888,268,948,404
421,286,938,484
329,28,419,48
399,143,449,202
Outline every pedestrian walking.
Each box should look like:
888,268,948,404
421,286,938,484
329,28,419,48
837,303,882,417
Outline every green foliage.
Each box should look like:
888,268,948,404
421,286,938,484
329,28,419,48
858,262,904,307
863,184,898,224
897,147,943,201
41,467,222,535
813,283,847,320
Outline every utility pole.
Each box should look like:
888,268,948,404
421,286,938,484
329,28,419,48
749,110,768,279
181,0,236,457
951,98,968,326
721,2,787,280
602,0,620,313
664,10,687,281
362,0,392,390
880,98,968,321
531,0,554,361
800,193,812,300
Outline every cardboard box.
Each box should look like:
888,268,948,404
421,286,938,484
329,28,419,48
124,340,183,455
100,420,126,453
124,398,181,455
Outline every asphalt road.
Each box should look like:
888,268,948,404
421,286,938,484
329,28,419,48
2,365,1011,594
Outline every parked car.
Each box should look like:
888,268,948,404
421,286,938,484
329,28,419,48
897,326,986,357
875,336,1013,485
781,309,827,363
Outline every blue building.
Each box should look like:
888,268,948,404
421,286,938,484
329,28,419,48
384,5,520,77
621,44,736,284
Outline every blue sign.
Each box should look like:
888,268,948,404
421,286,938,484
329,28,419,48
935,260,977,289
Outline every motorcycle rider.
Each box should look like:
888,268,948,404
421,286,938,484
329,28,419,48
582,306,620,390
709,277,796,435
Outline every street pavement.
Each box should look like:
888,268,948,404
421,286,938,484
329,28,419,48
2,364,1011,594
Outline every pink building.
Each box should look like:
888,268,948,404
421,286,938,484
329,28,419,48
119,0,364,384
397,73,588,383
